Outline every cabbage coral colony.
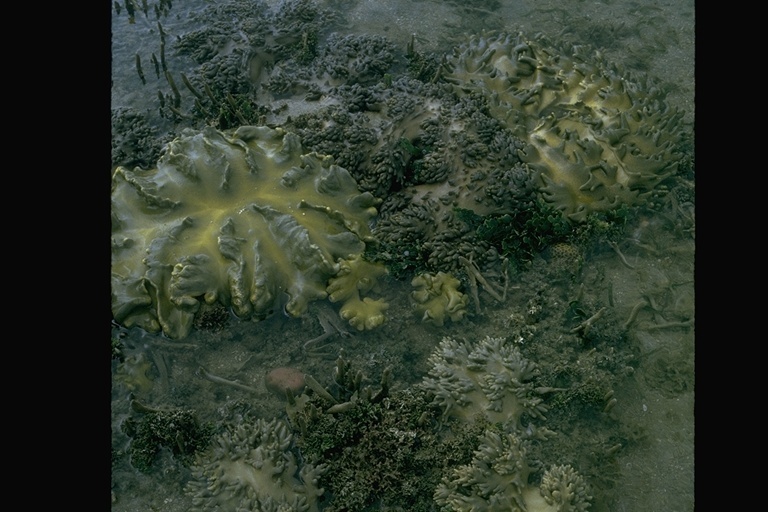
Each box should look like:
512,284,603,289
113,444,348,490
443,32,685,221
111,125,383,339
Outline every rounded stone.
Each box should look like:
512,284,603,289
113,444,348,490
265,367,306,398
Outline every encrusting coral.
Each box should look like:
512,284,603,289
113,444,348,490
411,271,469,326
111,125,381,338
185,417,327,512
443,32,685,221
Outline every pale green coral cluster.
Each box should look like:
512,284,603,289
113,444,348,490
410,271,469,326
444,32,685,221
419,335,548,429
435,428,592,512
185,418,327,512
539,464,592,512
434,428,532,511
422,335,592,511
111,125,381,338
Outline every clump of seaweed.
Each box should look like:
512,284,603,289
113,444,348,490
121,400,214,473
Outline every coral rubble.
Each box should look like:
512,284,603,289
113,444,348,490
111,125,380,338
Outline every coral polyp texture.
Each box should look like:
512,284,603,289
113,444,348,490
419,336,548,430
185,418,327,512
443,32,685,221
111,125,380,338
434,428,592,512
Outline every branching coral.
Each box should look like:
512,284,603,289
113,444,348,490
285,74,542,274
419,336,548,430
538,464,592,512
435,428,592,512
185,418,327,512
285,352,484,512
317,33,397,87
111,125,380,338
410,271,469,326
443,32,685,221
434,428,532,511
365,89,537,273
111,107,163,170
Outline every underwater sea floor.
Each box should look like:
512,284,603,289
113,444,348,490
111,1,694,511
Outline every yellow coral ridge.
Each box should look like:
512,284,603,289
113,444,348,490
112,125,380,338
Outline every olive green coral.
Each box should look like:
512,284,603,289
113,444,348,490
326,254,389,330
410,271,469,326
434,427,592,512
434,428,532,511
539,464,592,512
443,32,685,221
185,418,327,512
111,125,380,338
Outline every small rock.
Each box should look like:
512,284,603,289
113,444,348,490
265,367,306,398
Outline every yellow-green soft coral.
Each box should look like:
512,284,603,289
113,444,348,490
185,418,327,512
444,32,685,221
112,125,380,338
326,254,389,330
419,336,547,430
410,271,469,326
434,428,592,512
